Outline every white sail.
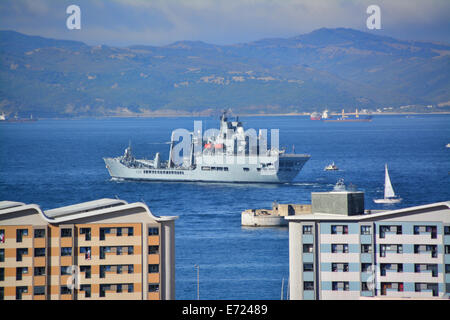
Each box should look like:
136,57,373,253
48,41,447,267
384,164,396,198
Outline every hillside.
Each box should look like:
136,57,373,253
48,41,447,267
0,28,449,117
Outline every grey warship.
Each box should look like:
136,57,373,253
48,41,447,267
104,113,310,183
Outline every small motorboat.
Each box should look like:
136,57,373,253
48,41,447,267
324,162,339,171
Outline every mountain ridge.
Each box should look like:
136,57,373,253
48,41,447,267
0,28,449,117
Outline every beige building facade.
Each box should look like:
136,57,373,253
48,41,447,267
0,199,178,300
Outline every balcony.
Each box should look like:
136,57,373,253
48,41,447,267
148,254,160,265
34,275,46,286
148,236,159,246
148,291,160,300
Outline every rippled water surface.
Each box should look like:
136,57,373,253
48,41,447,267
1,115,449,299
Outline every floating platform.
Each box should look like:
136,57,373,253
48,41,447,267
241,203,311,227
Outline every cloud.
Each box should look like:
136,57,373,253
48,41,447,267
0,0,449,46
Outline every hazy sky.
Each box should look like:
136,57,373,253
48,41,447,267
0,0,449,46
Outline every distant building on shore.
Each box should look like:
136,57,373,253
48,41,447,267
0,198,178,300
286,187,450,300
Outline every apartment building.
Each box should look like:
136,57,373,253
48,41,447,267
0,198,178,300
287,190,450,300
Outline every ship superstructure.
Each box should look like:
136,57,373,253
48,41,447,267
104,112,310,183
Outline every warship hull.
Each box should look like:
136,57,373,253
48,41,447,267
104,154,310,184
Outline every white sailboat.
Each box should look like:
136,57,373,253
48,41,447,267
374,164,402,204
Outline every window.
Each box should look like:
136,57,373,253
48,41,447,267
60,286,72,295
415,283,438,296
80,285,91,298
34,267,45,276
444,226,450,235
34,229,45,238
381,264,403,276
361,282,370,291
361,225,371,235
34,248,46,257
361,263,372,272
61,228,72,237
331,244,348,253
0,249,4,262
380,244,402,257
128,227,134,236
99,284,109,297
16,267,28,281
80,228,91,241
379,225,402,238
149,284,159,292
446,265,450,274
61,266,72,275
382,282,404,294
128,265,134,274
16,229,28,242
414,225,438,239
415,264,438,277
16,248,28,261
99,265,112,278
128,284,134,293
80,247,91,260
148,245,159,254
243,167,250,172
128,246,134,255
116,228,122,237
80,266,91,279
0,287,3,300
303,244,313,253
446,245,450,254
148,227,159,236
332,282,349,291
100,228,111,240
302,225,312,235
414,245,437,257
331,225,348,235
303,282,314,291
148,264,159,273
33,286,45,296
0,229,4,243
303,263,314,272
16,286,28,300
61,247,72,256
0,268,4,281
332,263,349,272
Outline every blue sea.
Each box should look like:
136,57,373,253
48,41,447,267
1,115,449,299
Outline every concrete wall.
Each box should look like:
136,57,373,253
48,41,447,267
311,192,364,216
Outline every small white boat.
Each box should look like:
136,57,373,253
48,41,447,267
374,164,402,204
446,143,450,148
324,162,339,171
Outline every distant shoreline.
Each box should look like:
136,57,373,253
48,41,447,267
22,111,450,120
3,111,450,121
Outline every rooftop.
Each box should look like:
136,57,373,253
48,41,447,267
44,198,127,218
0,198,178,223
285,201,450,221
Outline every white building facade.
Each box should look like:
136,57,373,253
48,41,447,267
287,195,450,300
